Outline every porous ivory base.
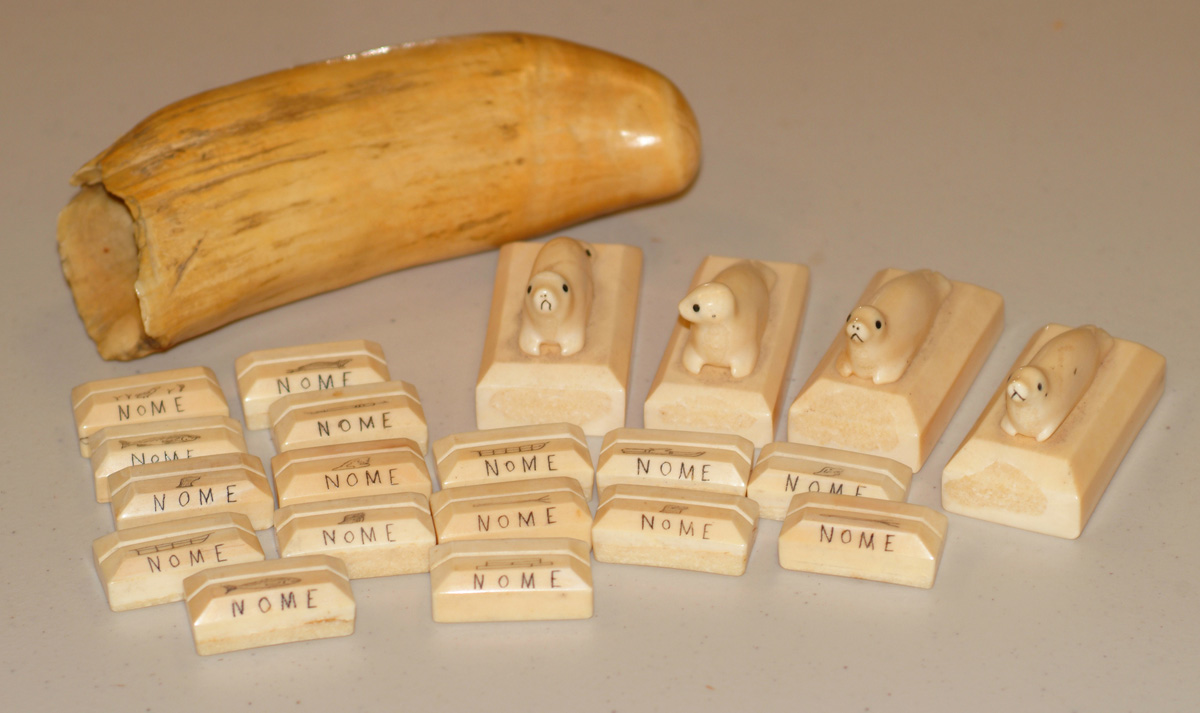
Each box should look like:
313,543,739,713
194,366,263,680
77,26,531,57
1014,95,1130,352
476,241,642,436
643,257,809,448
941,324,1165,539
787,268,1003,471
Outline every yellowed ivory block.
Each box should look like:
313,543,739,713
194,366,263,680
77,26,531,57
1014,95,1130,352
272,438,431,508
429,537,593,622
274,493,435,578
592,484,759,575
433,422,593,492
71,367,229,457
109,452,274,530
476,241,642,436
92,513,264,612
184,555,354,655
747,442,912,520
787,268,1003,471
778,492,948,588
942,325,1165,538
235,339,390,430
430,477,592,546
596,428,753,496
88,415,247,503
644,257,809,447
269,380,427,453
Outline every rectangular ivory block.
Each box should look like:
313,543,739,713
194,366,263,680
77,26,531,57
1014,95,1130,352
430,477,592,546
747,442,913,520
787,269,1004,471
269,380,427,453
235,339,390,430
942,325,1166,538
432,422,593,493
184,555,354,655
429,538,593,622
274,493,436,578
596,428,753,496
93,513,265,612
88,415,247,503
476,241,642,436
272,438,432,508
778,492,948,589
72,367,229,457
592,484,759,576
109,452,274,530
643,257,809,448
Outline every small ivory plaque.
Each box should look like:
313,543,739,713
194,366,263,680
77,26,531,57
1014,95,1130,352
269,380,427,453
235,339,390,430
592,484,759,576
778,492,948,588
274,492,436,578
72,367,229,457
596,428,753,496
88,415,248,503
108,452,274,531
433,423,593,493
430,477,592,546
92,513,264,612
272,438,432,508
184,555,354,655
429,537,593,622
747,442,913,520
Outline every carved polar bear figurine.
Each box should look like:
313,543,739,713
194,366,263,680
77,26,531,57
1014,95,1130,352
518,237,594,357
1000,325,1114,442
678,260,776,379
835,269,953,385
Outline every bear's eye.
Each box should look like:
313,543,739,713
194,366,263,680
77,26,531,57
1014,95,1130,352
562,284,569,293
875,320,882,329
526,285,531,294
585,249,592,257
1037,383,1043,392
693,304,700,313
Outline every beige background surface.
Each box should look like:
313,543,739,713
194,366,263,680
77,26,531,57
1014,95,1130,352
2,1,1196,710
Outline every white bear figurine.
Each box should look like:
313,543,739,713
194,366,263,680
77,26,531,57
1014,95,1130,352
836,269,952,385
518,237,594,357
678,260,775,379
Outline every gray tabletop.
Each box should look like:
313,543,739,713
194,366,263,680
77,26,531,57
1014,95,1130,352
3,1,1196,711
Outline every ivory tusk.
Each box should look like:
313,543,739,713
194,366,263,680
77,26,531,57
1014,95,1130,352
58,33,701,360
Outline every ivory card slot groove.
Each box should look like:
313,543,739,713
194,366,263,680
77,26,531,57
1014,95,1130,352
433,422,593,492
274,492,436,578
184,555,354,655
592,484,759,575
88,415,247,503
747,442,912,520
778,492,948,589
429,538,593,622
430,477,592,546
93,512,264,611
272,438,431,508
596,427,754,496
108,452,274,530
268,380,427,453
235,340,390,430
72,367,229,457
